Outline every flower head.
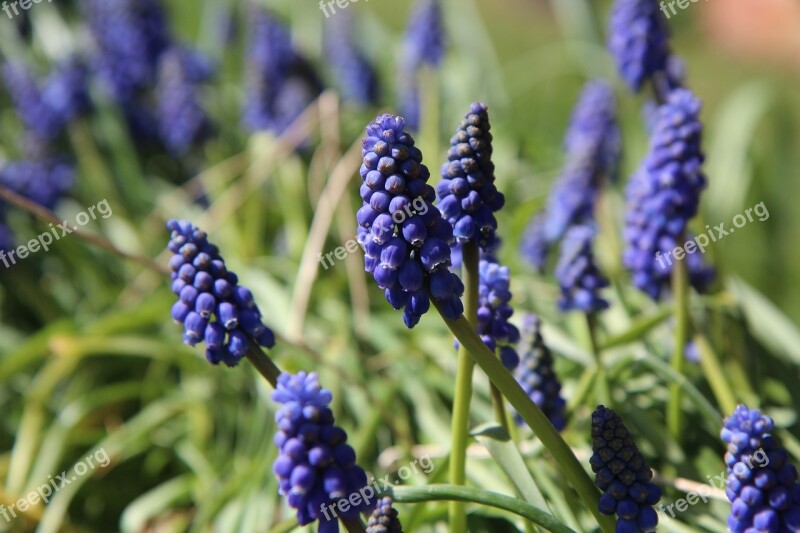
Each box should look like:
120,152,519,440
272,372,371,531
476,258,520,370
166,220,275,366
721,405,800,533
514,315,566,431
403,0,445,70
436,102,505,250
156,47,214,155
542,81,620,242
83,0,171,101
243,8,323,134
520,213,548,272
0,158,74,212
555,225,609,313
607,0,671,92
325,14,380,106
623,88,714,300
358,114,464,328
590,406,661,532
367,497,404,533
2,63,65,142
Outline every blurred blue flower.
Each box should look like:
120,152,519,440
721,405,800,532
476,258,520,370
367,496,403,532
514,315,566,431
166,220,275,366
591,405,661,532
607,0,671,92
358,114,464,328
555,225,609,313
403,0,445,70
243,7,323,134
325,14,380,106
156,47,214,155
273,371,371,531
623,88,714,300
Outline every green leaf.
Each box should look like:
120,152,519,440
599,306,672,351
391,484,577,533
729,277,800,365
471,423,550,514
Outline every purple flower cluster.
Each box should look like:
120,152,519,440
272,372,371,532
591,406,661,532
623,88,714,300
325,14,380,106
358,114,464,328
436,103,505,250
367,497,404,532
476,258,520,370
721,405,800,532
243,7,323,134
83,0,171,101
555,225,609,313
607,0,671,93
156,47,214,155
166,220,275,367
514,315,566,431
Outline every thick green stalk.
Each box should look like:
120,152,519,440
449,242,479,533
432,301,616,533
667,259,689,439
341,518,367,533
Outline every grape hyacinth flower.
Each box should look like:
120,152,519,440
166,220,275,367
403,0,445,70
555,225,609,313
607,0,671,93
358,114,464,328
514,315,566,431
2,63,67,142
590,406,661,532
156,47,214,155
243,7,323,134
623,88,714,300
83,0,172,101
0,158,74,211
721,405,800,532
436,103,505,250
399,0,445,130
367,497,404,533
540,81,620,243
520,213,548,272
272,371,371,532
476,258,520,370
325,14,380,106
41,58,92,125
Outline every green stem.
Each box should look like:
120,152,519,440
490,382,511,433
244,341,281,388
391,485,577,533
667,259,689,439
694,334,737,415
432,302,616,533
586,313,611,406
449,242,479,533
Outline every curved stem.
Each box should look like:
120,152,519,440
449,242,479,533
432,301,616,533
244,341,281,388
667,258,689,439
391,485,577,533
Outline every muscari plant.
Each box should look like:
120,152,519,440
2,1,798,532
